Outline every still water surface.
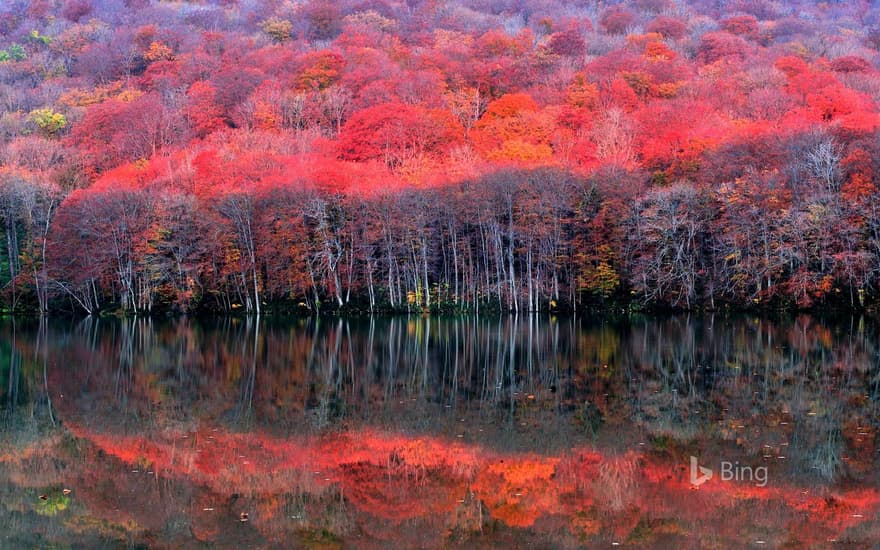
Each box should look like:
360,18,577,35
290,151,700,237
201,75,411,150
1,314,879,548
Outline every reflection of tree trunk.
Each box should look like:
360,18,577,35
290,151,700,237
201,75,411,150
115,318,134,407
365,317,375,409
344,319,354,392
37,317,55,426
303,317,319,410
235,316,258,424
422,316,430,391
451,317,459,409
508,315,516,420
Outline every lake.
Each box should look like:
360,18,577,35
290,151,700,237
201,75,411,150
1,314,879,548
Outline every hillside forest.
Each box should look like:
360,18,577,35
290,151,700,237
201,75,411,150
2,0,880,313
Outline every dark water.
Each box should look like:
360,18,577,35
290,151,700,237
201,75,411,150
1,314,879,548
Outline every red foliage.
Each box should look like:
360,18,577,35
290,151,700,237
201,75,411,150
296,50,346,91
211,67,265,112
600,7,636,35
67,93,175,175
830,56,872,73
646,16,687,39
547,27,585,56
8,0,880,312
774,55,809,77
337,102,462,167
697,32,749,64
806,83,875,130
61,0,92,22
185,81,226,138
841,148,875,201
474,28,532,58
305,0,341,40
720,15,760,38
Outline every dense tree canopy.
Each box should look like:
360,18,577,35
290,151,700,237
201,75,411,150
1,0,880,313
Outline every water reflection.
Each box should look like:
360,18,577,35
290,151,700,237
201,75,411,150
1,315,879,547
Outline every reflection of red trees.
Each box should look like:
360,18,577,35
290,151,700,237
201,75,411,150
339,461,462,524
42,419,880,547
474,457,561,527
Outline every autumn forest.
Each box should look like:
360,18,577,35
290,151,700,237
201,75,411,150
2,0,880,314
